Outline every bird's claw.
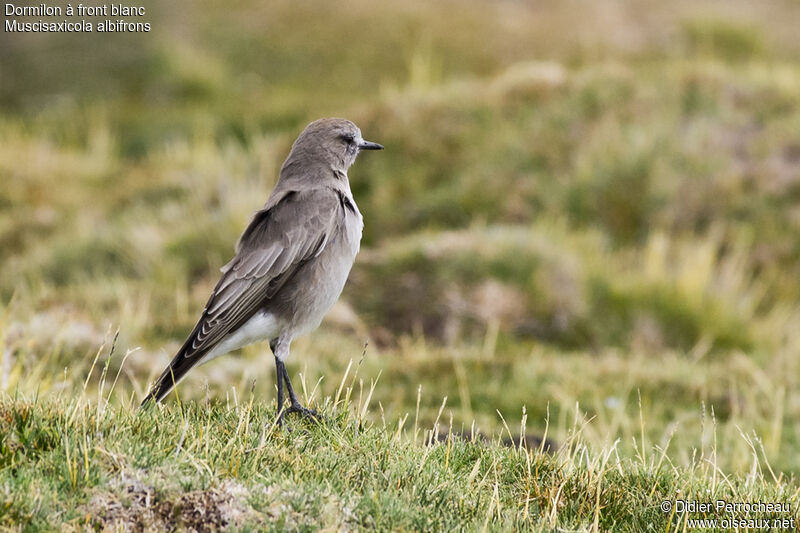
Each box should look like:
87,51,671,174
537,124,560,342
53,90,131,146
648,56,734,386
276,403,321,426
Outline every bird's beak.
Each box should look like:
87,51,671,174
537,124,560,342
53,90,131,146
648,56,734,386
358,139,384,150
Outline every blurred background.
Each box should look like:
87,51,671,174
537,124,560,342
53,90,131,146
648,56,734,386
2,0,800,472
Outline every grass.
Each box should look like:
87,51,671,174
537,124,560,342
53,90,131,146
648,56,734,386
3,0,800,529
1,344,797,531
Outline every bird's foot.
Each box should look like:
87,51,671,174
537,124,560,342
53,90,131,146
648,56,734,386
276,403,321,426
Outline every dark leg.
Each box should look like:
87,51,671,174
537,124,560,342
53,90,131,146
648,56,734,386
275,356,285,415
282,363,300,407
274,360,319,424
282,364,318,414
271,340,285,416
270,338,320,426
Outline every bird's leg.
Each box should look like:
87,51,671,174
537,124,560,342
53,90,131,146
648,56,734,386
271,340,287,419
274,355,285,418
282,364,318,415
274,361,319,424
271,339,319,425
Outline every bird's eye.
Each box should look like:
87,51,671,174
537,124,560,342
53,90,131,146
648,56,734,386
340,133,355,144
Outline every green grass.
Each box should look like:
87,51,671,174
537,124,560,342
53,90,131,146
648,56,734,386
3,0,800,529
1,354,797,531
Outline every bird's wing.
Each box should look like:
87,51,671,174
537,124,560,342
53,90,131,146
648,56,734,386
143,187,343,404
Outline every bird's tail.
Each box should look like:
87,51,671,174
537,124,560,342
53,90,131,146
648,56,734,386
140,367,180,407
140,345,199,407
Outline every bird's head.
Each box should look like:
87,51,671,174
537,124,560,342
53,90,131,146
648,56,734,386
286,118,383,173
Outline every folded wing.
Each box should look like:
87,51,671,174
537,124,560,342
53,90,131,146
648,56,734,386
142,187,342,404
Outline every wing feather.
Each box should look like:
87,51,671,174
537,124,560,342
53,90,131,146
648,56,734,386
142,187,343,404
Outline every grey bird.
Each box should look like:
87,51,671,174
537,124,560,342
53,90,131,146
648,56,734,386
141,118,383,422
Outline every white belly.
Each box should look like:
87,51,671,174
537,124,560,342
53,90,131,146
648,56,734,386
200,311,280,364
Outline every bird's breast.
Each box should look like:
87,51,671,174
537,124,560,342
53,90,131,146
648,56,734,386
278,196,362,337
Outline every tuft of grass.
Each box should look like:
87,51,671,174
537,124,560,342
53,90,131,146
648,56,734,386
682,19,766,62
0,361,798,531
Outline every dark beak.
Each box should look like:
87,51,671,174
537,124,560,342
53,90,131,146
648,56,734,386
358,139,384,150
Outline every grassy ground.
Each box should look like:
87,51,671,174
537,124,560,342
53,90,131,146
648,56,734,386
2,355,798,531
2,0,800,530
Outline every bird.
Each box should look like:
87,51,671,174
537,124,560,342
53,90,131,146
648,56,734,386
141,117,383,423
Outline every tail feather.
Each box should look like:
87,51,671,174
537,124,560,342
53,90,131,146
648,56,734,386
140,344,205,407
140,367,181,406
